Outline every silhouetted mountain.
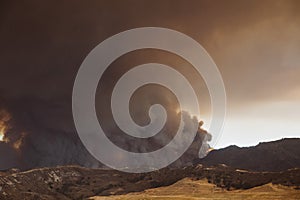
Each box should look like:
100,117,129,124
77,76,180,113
198,138,300,172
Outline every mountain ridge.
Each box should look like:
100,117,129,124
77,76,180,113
197,138,300,172
0,138,299,199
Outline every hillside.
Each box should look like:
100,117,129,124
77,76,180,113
0,164,300,199
198,138,300,171
0,138,300,199
90,178,300,200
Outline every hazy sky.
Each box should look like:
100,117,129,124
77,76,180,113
0,0,300,150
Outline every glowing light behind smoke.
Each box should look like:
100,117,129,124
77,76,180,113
216,101,300,148
0,131,4,142
0,109,25,149
0,109,11,143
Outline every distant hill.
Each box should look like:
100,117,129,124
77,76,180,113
198,138,300,172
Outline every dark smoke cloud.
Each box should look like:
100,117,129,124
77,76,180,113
0,0,299,169
0,96,101,170
0,95,210,170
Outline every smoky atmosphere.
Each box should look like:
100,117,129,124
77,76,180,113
0,1,300,199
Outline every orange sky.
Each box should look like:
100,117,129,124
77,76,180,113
0,0,299,148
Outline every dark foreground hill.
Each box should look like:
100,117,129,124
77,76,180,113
198,138,300,172
0,164,300,200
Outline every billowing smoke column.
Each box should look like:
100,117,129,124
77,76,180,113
0,1,221,171
0,97,101,170
0,94,211,171
0,47,214,171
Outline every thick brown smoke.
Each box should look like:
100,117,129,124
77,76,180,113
0,95,210,170
4,0,298,170
0,0,216,170
0,97,101,170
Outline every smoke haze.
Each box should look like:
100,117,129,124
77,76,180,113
0,0,299,168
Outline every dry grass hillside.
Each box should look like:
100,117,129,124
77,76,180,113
90,178,300,200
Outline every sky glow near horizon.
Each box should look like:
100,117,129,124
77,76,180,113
208,100,300,148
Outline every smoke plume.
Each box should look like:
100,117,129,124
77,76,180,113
0,92,211,170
